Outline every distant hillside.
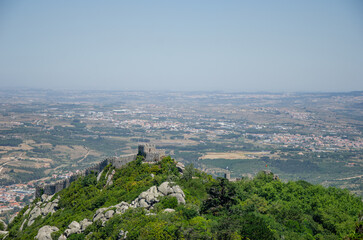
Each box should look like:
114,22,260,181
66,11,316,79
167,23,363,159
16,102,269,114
3,155,363,240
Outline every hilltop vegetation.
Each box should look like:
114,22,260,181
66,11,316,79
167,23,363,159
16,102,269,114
6,156,363,240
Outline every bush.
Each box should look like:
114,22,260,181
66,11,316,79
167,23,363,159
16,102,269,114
159,196,178,209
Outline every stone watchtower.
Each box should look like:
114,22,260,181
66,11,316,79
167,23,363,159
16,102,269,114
138,143,165,162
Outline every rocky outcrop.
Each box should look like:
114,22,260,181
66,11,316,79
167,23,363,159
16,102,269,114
35,225,59,240
25,194,59,227
90,182,185,226
131,182,185,208
105,169,116,187
35,182,185,239
131,186,163,209
92,201,130,225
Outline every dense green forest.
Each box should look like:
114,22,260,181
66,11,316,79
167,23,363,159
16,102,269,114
6,156,363,240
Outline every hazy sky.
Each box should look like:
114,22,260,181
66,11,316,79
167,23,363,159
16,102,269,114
0,1,362,92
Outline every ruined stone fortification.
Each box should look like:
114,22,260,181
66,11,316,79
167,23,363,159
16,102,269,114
35,144,165,198
138,143,165,163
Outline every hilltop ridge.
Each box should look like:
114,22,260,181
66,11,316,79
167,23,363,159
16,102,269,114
2,147,363,240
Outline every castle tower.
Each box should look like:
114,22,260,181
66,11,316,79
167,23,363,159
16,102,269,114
138,143,165,162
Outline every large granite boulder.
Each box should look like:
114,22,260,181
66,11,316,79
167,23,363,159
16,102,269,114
158,182,175,195
80,218,92,231
64,221,81,237
35,225,59,240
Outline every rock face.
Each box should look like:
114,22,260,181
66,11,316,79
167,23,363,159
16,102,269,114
105,169,116,187
35,225,59,240
132,182,186,208
26,194,59,227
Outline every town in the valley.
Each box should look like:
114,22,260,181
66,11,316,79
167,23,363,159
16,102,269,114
0,89,362,221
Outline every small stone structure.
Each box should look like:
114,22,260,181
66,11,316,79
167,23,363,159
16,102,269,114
35,144,165,198
138,144,165,163
224,172,231,180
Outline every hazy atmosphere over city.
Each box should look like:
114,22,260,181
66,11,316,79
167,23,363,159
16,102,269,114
0,0,362,92
1,1,363,240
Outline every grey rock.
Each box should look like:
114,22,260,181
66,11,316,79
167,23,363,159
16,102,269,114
158,182,174,195
138,199,149,208
27,199,58,227
144,194,156,204
93,213,104,223
42,202,56,216
24,208,31,216
95,207,108,215
138,191,148,199
93,207,109,222
35,225,59,240
105,210,115,219
145,213,156,216
19,219,26,231
163,208,175,213
169,193,185,204
116,205,129,214
58,234,67,240
93,208,108,223
106,170,116,186
28,207,41,226
46,195,53,202
96,169,104,182
80,219,92,231
172,185,185,197
41,194,48,202
8,215,15,225
149,186,159,195
115,201,129,208
64,221,81,237
68,221,80,230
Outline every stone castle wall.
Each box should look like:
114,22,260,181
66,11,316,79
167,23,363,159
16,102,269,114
35,154,138,198
35,144,165,198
